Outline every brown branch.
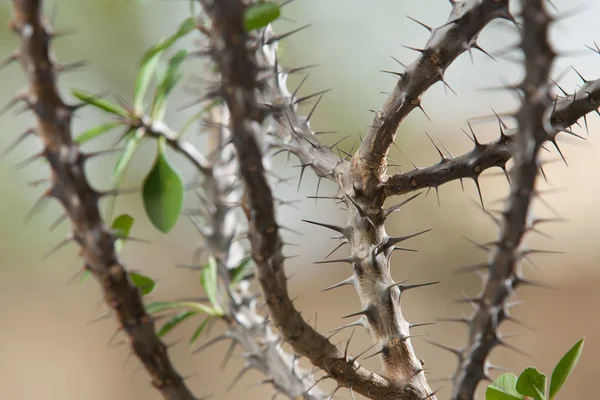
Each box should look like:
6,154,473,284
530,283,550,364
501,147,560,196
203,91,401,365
452,1,555,398
383,75,600,197
197,1,424,399
355,0,513,183
9,2,197,399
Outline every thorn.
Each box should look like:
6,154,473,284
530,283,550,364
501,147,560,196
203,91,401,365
435,316,470,325
192,335,228,354
342,308,369,320
406,15,432,32
264,24,311,45
380,69,405,79
410,322,436,329
377,229,432,255
424,131,446,162
314,256,355,265
14,151,44,170
291,74,309,100
324,241,348,259
384,192,422,217
301,219,346,235
294,89,332,106
425,340,462,358
571,66,587,83
1,128,35,158
389,280,439,293
43,236,74,258
227,367,250,391
322,275,355,292
305,94,323,123
326,319,364,335
24,189,52,223
472,177,485,209
297,164,308,191
220,340,237,369
363,347,386,361
402,45,425,54
390,55,407,68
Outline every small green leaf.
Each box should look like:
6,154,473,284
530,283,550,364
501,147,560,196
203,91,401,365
71,89,129,117
145,301,220,316
517,367,547,400
134,16,195,113
142,138,184,233
201,257,221,313
151,49,187,120
129,271,156,296
111,214,134,253
74,121,122,144
244,2,280,31
157,310,197,337
549,338,585,399
112,127,144,183
230,256,253,285
134,54,160,114
79,270,91,284
486,373,524,400
140,17,195,66
189,316,212,345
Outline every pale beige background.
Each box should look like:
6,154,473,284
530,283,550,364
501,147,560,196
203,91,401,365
0,1,599,399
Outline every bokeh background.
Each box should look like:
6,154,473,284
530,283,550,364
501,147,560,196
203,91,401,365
0,0,599,399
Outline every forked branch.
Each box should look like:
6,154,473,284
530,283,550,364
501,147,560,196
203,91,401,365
197,0,425,398
384,75,600,197
356,0,514,183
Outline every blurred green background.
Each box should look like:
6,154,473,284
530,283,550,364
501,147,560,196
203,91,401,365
0,0,599,399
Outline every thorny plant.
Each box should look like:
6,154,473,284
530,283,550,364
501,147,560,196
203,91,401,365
3,0,598,399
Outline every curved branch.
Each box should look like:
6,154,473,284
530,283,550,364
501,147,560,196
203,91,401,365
9,2,198,400
384,75,600,197
452,1,555,398
356,0,513,182
198,1,423,399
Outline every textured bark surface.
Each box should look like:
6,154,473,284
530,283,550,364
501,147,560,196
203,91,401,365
9,1,197,400
7,0,600,399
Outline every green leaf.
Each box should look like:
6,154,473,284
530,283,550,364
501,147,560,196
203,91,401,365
79,270,91,284
74,121,122,144
230,256,253,285
157,310,197,337
134,54,160,114
516,367,547,400
486,373,524,400
111,214,134,253
145,301,220,316
549,338,585,399
135,17,195,114
151,49,187,120
189,316,212,345
71,89,129,117
140,17,195,66
112,127,144,183
244,2,280,31
129,271,156,296
142,138,184,233
201,257,221,313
